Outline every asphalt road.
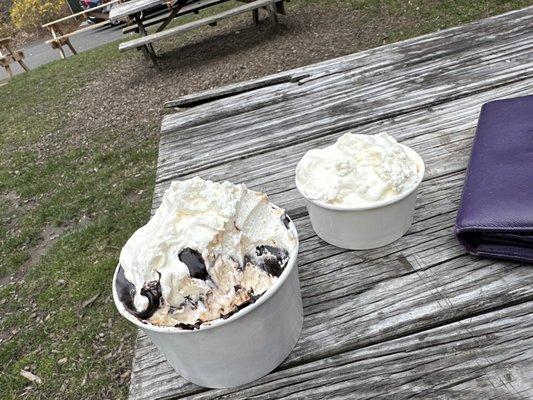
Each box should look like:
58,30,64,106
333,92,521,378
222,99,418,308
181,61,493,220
0,23,126,81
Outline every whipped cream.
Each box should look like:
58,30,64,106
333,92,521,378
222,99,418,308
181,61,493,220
296,133,421,206
117,177,297,328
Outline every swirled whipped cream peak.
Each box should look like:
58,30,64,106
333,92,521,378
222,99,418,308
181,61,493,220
116,177,297,329
296,132,421,206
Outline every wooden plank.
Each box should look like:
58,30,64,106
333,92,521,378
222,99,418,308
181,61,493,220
155,10,533,182
145,301,533,400
129,77,533,399
164,72,302,108
123,11,171,33
118,0,286,51
45,20,111,44
129,174,465,398
0,41,28,73
153,76,533,212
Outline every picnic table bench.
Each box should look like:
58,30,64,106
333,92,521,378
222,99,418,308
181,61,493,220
110,0,287,68
42,0,125,59
128,6,533,399
0,37,29,80
121,0,231,34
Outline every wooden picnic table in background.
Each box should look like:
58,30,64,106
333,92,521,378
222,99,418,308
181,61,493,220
129,6,533,399
42,0,125,59
0,37,29,79
110,0,288,68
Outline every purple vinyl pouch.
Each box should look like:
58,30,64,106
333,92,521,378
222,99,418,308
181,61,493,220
456,94,533,263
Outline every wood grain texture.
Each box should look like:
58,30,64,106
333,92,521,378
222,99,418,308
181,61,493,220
129,7,533,400
164,72,304,108
147,301,533,400
156,8,533,181
152,76,533,214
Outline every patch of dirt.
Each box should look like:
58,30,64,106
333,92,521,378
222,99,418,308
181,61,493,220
22,225,68,273
3,190,21,215
33,2,384,159
0,224,68,287
3,190,37,214
1,191,37,240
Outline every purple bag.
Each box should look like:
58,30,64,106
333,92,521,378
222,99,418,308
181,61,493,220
455,94,533,263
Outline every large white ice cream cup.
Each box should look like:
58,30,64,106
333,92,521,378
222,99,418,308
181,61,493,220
112,222,302,389
295,146,425,250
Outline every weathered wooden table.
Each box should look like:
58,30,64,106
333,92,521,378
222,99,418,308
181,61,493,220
129,6,533,399
42,0,125,59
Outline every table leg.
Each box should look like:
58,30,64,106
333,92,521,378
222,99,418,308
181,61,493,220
65,39,78,55
252,9,260,25
134,14,160,69
49,26,66,60
4,65,12,79
18,59,30,72
56,26,78,55
5,44,30,72
274,1,286,15
155,0,186,33
266,5,278,26
58,44,67,60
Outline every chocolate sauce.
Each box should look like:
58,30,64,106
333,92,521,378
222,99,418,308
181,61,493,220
220,293,261,320
138,276,162,320
175,322,195,330
255,245,289,277
115,265,137,314
178,248,208,280
115,265,162,320
175,320,203,330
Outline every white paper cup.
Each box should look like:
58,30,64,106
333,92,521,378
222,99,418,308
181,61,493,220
112,222,302,388
295,146,425,250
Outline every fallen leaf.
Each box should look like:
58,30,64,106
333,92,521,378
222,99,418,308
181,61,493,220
81,292,101,309
57,357,68,365
20,370,42,385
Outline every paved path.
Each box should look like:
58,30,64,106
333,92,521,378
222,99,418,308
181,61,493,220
129,6,533,400
0,23,125,81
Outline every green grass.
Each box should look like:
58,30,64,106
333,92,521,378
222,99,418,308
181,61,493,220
0,43,155,398
0,0,531,398
349,0,533,44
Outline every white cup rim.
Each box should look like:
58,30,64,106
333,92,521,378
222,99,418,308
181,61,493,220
295,145,425,211
112,220,299,334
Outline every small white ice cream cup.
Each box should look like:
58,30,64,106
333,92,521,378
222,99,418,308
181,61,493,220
295,146,425,250
112,222,302,389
